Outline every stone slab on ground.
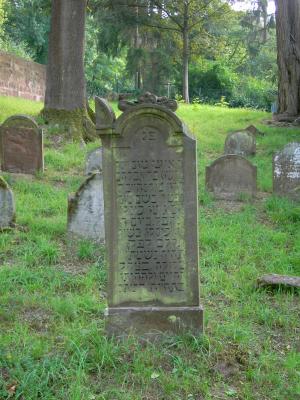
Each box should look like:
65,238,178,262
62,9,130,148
257,274,300,289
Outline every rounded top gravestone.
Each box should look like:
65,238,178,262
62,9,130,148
0,114,43,174
273,142,300,201
0,176,16,228
206,155,257,200
224,130,256,156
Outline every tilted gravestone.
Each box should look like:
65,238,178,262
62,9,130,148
273,142,300,202
0,115,43,174
97,95,203,337
206,155,257,200
67,172,105,243
85,147,103,175
224,130,256,156
0,176,16,228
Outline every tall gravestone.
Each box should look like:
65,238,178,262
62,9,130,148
0,115,43,174
224,130,256,156
67,172,105,243
206,155,257,200
97,95,203,337
0,176,16,228
273,142,300,202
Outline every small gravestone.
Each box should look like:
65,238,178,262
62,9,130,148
97,94,203,337
85,148,103,175
273,142,300,201
246,125,264,136
0,176,16,228
67,173,105,243
224,130,256,156
206,155,257,200
0,115,43,174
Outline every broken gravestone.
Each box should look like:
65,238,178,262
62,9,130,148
0,176,16,229
206,155,257,200
97,94,203,337
67,173,105,243
85,147,103,175
0,115,43,174
224,130,256,156
273,142,300,202
257,274,300,290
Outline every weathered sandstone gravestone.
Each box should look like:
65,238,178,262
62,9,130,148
0,115,43,174
273,142,300,202
246,125,264,137
85,147,103,175
0,176,16,228
67,173,105,243
224,130,256,156
96,95,203,337
206,155,257,200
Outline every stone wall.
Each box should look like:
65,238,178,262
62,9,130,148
0,52,46,101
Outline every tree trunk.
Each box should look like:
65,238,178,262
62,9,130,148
274,0,300,121
42,0,95,141
182,4,189,104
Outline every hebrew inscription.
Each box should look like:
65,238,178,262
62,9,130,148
114,127,187,303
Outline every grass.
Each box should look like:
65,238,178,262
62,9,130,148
0,96,300,399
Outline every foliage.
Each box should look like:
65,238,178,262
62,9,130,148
0,0,278,110
85,15,130,96
188,62,237,103
230,75,277,110
3,0,51,63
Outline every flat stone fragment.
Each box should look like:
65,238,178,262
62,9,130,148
224,130,256,156
257,274,300,289
97,99,203,338
0,176,16,228
206,155,257,200
273,142,300,202
85,147,103,175
0,115,43,174
67,172,105,243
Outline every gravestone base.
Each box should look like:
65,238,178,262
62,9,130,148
105,306,204,338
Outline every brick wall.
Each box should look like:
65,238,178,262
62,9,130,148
0,51,46,101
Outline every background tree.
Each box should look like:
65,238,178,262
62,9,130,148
42,0,95,141
274,0,300,121
148,0,232,103
3,0,51,63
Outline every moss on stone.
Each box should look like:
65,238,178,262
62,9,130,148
40,107,97,142
0,176,9,189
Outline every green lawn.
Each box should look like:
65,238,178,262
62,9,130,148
0,95,300,400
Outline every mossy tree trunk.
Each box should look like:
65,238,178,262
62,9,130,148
42,0,96,141
274,0,300,122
